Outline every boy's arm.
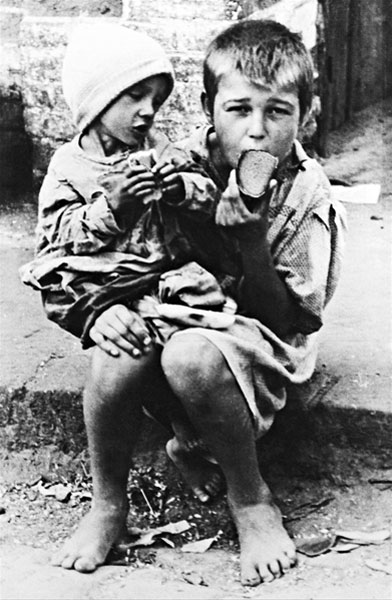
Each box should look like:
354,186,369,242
154,150,219,219
216,172,298,337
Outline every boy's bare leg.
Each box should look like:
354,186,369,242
52,347,159,572
161,333,296,586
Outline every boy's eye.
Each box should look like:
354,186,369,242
266,106,291,117
228,105,251,115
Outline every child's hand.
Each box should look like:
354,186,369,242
153,159,185,205
216,170,267,235
89,304,152,358
104,164,157,216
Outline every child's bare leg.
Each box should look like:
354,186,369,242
52,346,159,572
161,333,296,586
166,435,223,503
143,369,224,503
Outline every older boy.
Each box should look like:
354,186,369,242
46,19,346,586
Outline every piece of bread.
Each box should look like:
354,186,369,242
237,149,278,199
128,149,161,203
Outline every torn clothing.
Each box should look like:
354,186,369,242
20,128,223,340
20,126,347,437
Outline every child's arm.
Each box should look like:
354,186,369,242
216,171,297,337
89,304,152,358
38,161,157,256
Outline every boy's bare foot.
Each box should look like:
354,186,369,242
166,437,223,503
228,495,297,586
52,504,127,572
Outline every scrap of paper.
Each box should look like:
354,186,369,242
331,183,381,204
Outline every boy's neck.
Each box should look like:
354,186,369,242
80,126,136,157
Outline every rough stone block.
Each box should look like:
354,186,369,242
129,18,227,53
123,0,243,22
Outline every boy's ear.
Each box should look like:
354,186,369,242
299,109,310,128
201,92,213,124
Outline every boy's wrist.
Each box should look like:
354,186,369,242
226,215,267,241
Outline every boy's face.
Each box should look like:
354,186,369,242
98,75,169,149
204,70,301,169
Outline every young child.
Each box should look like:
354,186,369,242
21,21,221,347
20,18,225,558
22,19,346,587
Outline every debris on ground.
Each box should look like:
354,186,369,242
295,528,391,557
126,519,191,548
181,531,222,553
296,533,336,557
335,528,391,545
364,559,392,576
181,571,208,586
284,495,335,522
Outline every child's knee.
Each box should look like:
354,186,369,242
161,333,227,394
88,345,157,399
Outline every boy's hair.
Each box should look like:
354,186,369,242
203,19,313,121
62,23,174,132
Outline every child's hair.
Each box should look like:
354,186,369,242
203,19,313,121
62,23,175,132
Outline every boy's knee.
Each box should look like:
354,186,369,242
161,333,227,394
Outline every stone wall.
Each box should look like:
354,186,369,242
1,0,321,190
0,0,249,190
3,0,321,190
1,0,390,191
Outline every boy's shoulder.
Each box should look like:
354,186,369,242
289,141,347,230
293,141,330,190
175,125,210,160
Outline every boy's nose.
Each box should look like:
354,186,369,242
248,111,266,139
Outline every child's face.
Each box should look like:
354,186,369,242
204,70,301,169
98,74,169,149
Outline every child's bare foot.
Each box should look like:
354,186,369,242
166,437,223,503
52,504,127,572
228,495,297,586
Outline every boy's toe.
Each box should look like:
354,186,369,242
279,553,292,572
287,546,297,565
74,555,99,572
268,559,282,577
241,572,262,587
241,561,263,586
51,549,68,568
60,554,77,570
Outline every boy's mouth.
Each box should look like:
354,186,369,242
132,123,151,139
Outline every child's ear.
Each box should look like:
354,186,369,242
201,92,213,125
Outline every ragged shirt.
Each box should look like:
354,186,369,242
176,126,347,335
20,128,221,336
159,126,348,436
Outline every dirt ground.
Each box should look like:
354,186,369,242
1,99,392,599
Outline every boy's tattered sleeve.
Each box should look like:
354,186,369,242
160,145,220,218
37,158,123,256
273,188,347,335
